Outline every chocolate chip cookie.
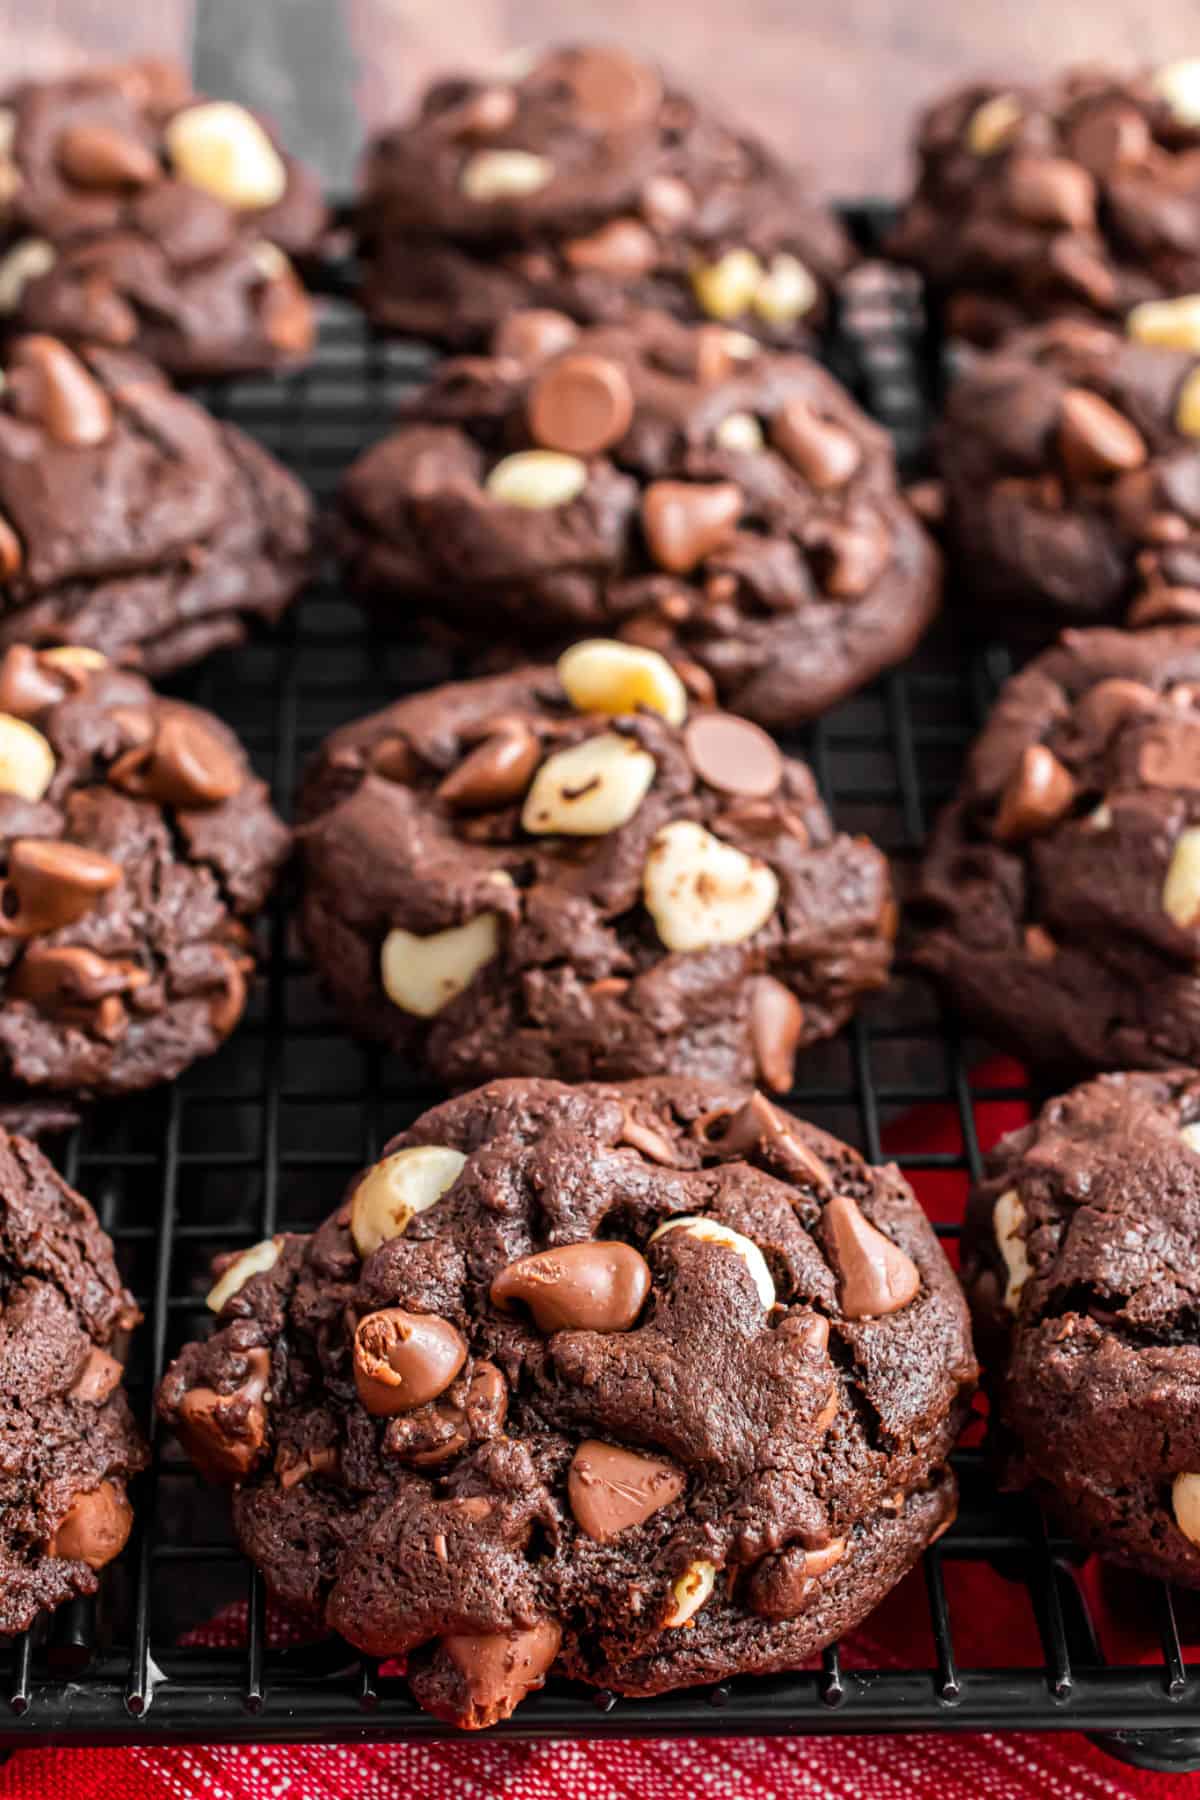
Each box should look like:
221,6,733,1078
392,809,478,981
1,1125,146,1634
0,59,326,378
0,642,288,1100
157,1075,975,1727
334,309,940,726
0,335,312,673
937,319,1200,637
358,45,853,353
890,62,1200,345
917,623,1200,1073
964,1067,1200,1585
296,646,896,1092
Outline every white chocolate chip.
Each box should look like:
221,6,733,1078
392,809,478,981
460,148,552,201
251,239,288,278
1164,826,1200,927
206,1236,283,1312
1153,58,1200,127
714,411,765,453
0,713,55,801
1128,295,1200,353
522,732,655,836
691,248,764,321
649,1215,776,1308
1174,1472,1200,1544
993,1188,1031,1312
39,645,107,673
1085,802,1112,832
0,240,55,314
380,913,501,1017
557,638,687,726
642,819,778,953
723,330,760,361
165,102,288,210
485,449,588,509
1182,1122,1200,1152
965,92,1023,155
350,1145,467,1258
753,253,818,326
1177,367,1200,438
663,1558,716,1627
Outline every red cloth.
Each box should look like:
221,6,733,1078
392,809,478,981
2,1059,1191,1798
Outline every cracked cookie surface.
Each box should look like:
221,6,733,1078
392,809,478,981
358,45,852,353
0,59,325,378
0,336,313,674
0,1125,146,1633
157,1075,975,1728
0,643,288,1099
918,624,1200,1074
334,309,939,726
296,650,896,1091
965,1068,1200,1584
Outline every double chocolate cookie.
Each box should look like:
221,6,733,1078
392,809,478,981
157,1075,975,1728
0,335,312,673
297,645,896,1091
0,643,288,1100
0,58,326,378
936,320,1200,637
918,624,1200,1073
891,62,1200,346
358,45,853,352
965,1067,1200,1586
334,309,940,725
1,1125,145,1634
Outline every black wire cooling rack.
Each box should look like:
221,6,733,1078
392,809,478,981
3,209,1200,1773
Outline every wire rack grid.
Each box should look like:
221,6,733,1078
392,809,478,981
1,214,1198,1773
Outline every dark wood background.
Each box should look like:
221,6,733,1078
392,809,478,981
5,1,1195,195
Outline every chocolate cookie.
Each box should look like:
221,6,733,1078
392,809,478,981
358,45,853,353
964,1067,1200,1585
936,319,1200,637
157,1075,975,1727
0,58,326,378
917,623,1200,1073
890,62,1200,345
334,309,940,725
1,1125,146,1634
0,642,288,1099
296,646,896,1091
0,335,312,674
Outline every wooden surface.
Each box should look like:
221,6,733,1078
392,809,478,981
4,0,1198,195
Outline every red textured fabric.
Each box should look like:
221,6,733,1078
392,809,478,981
1,1058,1190,1798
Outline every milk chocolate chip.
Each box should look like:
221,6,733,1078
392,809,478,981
57,121,159,189
109,713,243,808
992,744,1076,841
8,336,114,447
438,719,540,810
490,1240,651,1332
770,400,861,489
67,1346,124,1404
700,1090,832,1188
0,838,121,936
641,480,743,574
528,353,635,456
683,713,782,798
747,1536,847,1618
440,1619,562,1729
353,1308,468,1416
1058,388,1147,483
821,1194,920,1319
48,1481,132,1570
555,46,662,132
749,974,806,1093
568,1439,685,1541
175,1346,270,1481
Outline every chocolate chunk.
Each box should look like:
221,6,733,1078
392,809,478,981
353,1309,468,1416
528,353,635,456
490,1240,651,1333
567,1439,685,1541
821,1194,921,1319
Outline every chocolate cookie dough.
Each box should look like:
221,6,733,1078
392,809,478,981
0,58,326,378
334,310,940,725
358,45,853,352
296,645,896,1091
157,1075,975,1727
0,335,312,673
965,1067,1200,1585
0,642,288,1100
891,61,1200,345
1,1125,145,1634
936,319,1200,637
917,624,1200,1073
